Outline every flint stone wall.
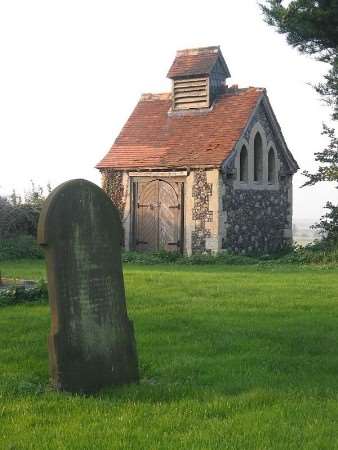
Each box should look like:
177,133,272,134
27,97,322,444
101,169,127,218
222,103,293,254
222,177,291,254
190,169,220,254
191,169,213,253
101,169,131,249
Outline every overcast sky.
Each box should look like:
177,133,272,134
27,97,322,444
0,0,336,223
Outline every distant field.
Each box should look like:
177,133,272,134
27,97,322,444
294,237,316,246
1,260,338,449
293,222,320,247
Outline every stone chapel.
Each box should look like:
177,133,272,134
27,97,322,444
96,46,299,255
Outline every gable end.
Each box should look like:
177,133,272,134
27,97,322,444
222,93,299,176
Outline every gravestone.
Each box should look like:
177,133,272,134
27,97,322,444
37,179,139,393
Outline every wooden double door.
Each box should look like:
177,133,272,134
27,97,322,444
134,179,183,252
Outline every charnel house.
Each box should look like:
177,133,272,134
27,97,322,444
96,46,299,255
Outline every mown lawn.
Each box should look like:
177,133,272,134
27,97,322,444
1,260,338,449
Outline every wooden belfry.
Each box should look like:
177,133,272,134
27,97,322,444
38,179,139,393
167,46,231,110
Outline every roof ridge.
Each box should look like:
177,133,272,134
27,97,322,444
140,87,265,102
176,46,220,57
141,92,171,101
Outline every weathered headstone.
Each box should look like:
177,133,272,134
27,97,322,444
37,179,139,393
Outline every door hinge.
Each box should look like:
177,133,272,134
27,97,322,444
168,240,180,246
138,203,160,209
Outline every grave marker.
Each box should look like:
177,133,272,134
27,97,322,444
38,179,139,393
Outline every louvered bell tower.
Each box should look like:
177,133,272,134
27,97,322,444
167,46,231,111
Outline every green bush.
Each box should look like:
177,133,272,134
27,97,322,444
0,279,48,307
0,182,51,239
277,243,338,265
0,238,336,266
122,250,260,265
122,250,179,265
0,236,43,261
122,245,338,266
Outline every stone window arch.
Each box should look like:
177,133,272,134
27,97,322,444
253,132,263,182
239,145,248,182
268,146,276,183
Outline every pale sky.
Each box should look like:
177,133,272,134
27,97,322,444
0,0,336,223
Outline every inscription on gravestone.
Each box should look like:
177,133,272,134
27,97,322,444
37,179,139,393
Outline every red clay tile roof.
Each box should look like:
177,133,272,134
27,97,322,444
96,87,264,171
167,46,230,78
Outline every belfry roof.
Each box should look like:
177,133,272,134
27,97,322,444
167,46,231,79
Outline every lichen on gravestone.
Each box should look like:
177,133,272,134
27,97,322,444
37,179,139,393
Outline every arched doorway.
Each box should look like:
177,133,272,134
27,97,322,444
134,179,183,252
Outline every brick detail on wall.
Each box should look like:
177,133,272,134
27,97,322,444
191,170,213,253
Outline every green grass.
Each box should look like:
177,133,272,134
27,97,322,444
0,259,46,280
1,260,338,449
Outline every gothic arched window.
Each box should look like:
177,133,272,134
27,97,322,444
253,132,263,182
239,145,248,182
268,147,276,183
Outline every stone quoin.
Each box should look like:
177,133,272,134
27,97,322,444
96,46,299,255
